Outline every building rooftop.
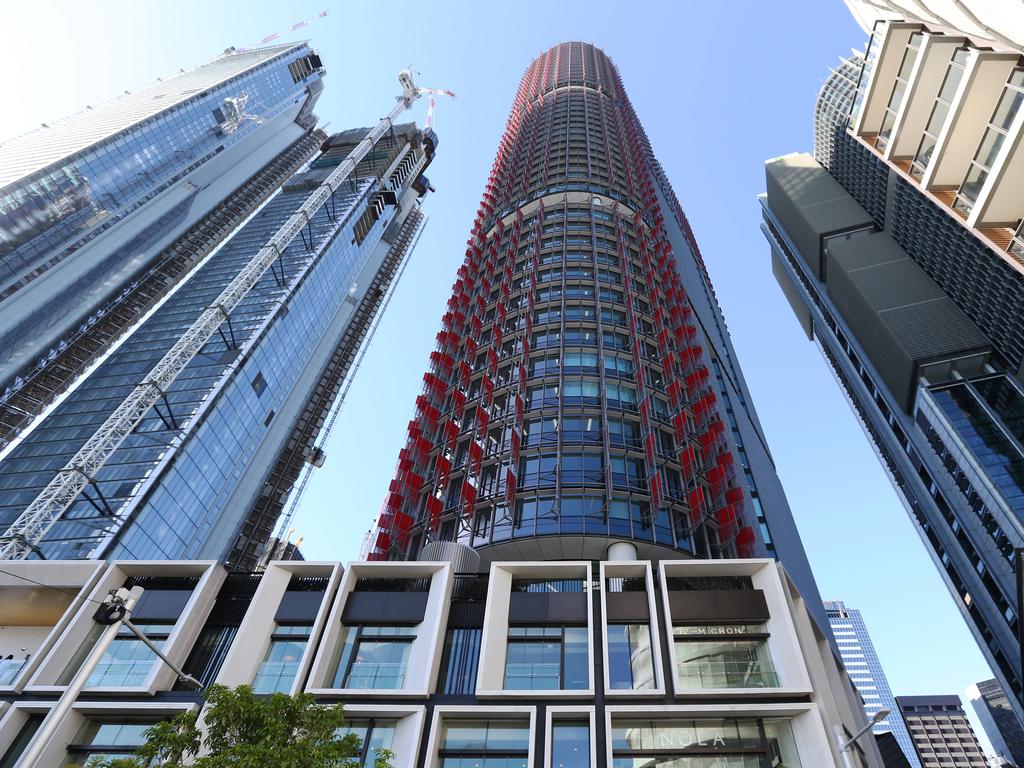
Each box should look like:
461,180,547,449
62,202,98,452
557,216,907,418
0,43,303,190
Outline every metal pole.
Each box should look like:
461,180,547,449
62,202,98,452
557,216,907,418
15,586,143,768
833,724,857,768
122,619,202,689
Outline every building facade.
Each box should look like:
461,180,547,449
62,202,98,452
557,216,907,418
760,12,1024,722
369,41,825,630
827,600,920,767
0,556,881,767
969,678,1024,767
0,107,438,565
0,43,326,445
897,696,989,768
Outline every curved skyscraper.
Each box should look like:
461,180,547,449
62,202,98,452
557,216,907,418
369,43,823,621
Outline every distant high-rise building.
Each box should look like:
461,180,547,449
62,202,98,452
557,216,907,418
0,68,439,565
970,678,1024,767
897,695,989,768
814,51,865,169
368,41,826,627
760,4,1024,722
827,600,920,767
0,44,326,444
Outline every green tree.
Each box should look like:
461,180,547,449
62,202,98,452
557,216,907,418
78,685,392,768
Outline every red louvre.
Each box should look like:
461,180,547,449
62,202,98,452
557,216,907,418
505,467,517,506
426,495,442,531
462,482,477,519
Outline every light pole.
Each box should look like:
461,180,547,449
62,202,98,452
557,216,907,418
833,709,891,768
15,586,202,768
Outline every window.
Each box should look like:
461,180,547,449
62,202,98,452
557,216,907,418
504,626,588,690
82,622,173,687
561,416,601,444
338,719,397,768
251,371,267,396
673,625,778,689
438,627,482,694
66,721,155,766
563,352,599,373
0,654,28,685
439,720,530,768
0,716,42,768
608,418,641,448
610,718,802,767
561,452,603,485
552,721,590,768
253,624,311,693
333,626,415,689
607,624,655,690
563,379,600,405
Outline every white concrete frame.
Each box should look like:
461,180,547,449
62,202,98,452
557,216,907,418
922,50,1020,189
423,705,536,768
598,561,666,698
884,33,967,160
968,81,1024,227
854,22,925,136
19,699,196,768
0,561,104,694
603,703,844,768
26,561,223,696
340,704,426,768
477,561,595,699
544,706,597,768
215,561,342,696
657,559,814,700
305,561,452,698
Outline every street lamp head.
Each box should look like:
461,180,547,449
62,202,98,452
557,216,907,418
872,709,891,723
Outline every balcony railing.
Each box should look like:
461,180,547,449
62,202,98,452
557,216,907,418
675,659,779,689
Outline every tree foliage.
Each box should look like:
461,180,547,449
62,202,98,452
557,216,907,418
80,685,391,768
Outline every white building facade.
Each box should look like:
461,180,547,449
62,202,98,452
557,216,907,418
0,557,881,767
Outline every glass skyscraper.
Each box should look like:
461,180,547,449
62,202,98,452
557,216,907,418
826,600,920,767
0,60,439,566
368,42,825,627
760,5,1024,724
0,43,325,447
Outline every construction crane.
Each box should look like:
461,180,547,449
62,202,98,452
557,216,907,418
0,69,452,561
236,11,330,52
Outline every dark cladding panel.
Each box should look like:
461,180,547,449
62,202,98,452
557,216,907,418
508,593,588,625
605,592,650,622
668,590,770,624
131,590,194,622
274,590,325,623
342,592,429,626
764,153,874,280
825,231,992,410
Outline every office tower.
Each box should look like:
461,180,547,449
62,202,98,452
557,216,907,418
760,7,1024,722
0,92,439,563
970,678,1024,767
897,696,989,768
876,732,916,768
0,44,327,446
0,556,883,768
827,600,920,767
369,41,825,626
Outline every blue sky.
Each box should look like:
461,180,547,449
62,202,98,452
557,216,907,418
0,0,997,739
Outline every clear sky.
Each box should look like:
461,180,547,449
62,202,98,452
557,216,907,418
0,0,999,746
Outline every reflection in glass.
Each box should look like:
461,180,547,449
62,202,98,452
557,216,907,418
552,721,590,768
607,624,655,689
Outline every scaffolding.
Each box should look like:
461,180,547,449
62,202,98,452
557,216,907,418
0,71,430,560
